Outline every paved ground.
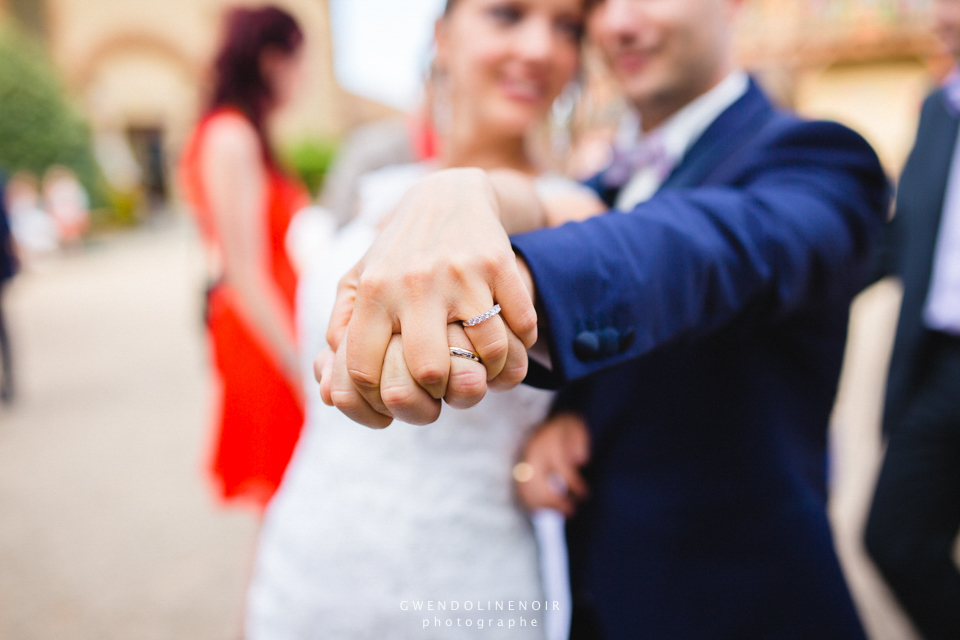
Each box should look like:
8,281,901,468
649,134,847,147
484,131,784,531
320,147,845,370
0,219,950,639
0,220,257,640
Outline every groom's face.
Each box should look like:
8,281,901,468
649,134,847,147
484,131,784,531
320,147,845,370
935,0,960,58
587,0,741,126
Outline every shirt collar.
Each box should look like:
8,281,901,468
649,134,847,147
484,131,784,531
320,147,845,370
628,70,751,166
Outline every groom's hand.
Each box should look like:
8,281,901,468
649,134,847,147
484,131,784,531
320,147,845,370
319,168,538,428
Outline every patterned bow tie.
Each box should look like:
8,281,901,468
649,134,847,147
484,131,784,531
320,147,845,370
601,133,674,189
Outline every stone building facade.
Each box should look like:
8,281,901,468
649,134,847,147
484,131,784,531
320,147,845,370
0,0,395,199
738,0,943,175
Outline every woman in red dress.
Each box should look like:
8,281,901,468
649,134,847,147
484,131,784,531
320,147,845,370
180,6,308,509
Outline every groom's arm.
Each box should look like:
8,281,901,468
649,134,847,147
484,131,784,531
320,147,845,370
512,120,889,387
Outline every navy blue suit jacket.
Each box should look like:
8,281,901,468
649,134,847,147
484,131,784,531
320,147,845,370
511,81,889,639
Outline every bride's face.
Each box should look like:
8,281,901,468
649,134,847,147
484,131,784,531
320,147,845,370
436,0,583,138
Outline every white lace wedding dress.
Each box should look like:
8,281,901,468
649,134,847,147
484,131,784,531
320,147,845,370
246,164,583,640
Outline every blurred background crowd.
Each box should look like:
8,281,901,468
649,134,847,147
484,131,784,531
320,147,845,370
0,0,955,638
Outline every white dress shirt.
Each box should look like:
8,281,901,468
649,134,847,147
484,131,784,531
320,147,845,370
615,70,750,211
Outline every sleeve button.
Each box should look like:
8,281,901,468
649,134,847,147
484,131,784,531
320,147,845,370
574,331,601,361
599,328,620,357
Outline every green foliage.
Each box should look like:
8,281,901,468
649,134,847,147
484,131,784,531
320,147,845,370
0,22,105,206
282,138,338,197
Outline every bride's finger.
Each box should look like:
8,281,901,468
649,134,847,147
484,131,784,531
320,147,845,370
326,267,359,351
380,334,441,425
488,325,528,392
462,311,509,382
444,323,488,410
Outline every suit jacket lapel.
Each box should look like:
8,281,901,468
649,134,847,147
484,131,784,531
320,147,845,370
660,79,775,192
591,79,775,206
903,91,960,258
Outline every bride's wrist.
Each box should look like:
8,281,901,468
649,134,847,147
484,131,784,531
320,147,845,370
515,254,536,306
487,170,546,235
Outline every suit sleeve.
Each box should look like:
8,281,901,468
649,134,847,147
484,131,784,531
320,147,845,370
512,119,889,386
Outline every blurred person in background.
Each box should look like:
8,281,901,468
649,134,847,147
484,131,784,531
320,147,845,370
864,1,960,637
179,5,309,510
0,171,16,405
4,172,59,263
245,0,604,638
316,0,890,638
319,95,438,228
283,78,439,276
42,165,90,248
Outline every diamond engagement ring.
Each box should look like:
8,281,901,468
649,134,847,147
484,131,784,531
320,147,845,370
449,347,482,364
463,304,501,327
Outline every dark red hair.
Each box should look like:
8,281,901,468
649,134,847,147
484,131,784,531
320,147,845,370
207,5,303,164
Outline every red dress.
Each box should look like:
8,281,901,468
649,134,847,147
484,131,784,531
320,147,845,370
180,109,307,508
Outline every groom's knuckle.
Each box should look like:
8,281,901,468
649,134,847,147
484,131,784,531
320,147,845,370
480,333,509,362
449,367,486,398
330,387,362,413
412,362,446,388
499,358,528,386
347,367,381,390
380,382,418,410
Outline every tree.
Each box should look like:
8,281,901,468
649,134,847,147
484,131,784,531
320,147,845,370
0,22,103,204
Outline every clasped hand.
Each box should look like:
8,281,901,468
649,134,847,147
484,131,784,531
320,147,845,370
315,168,538,428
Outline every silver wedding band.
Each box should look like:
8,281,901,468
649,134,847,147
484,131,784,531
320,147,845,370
463,304,501,328
450,347,482,364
